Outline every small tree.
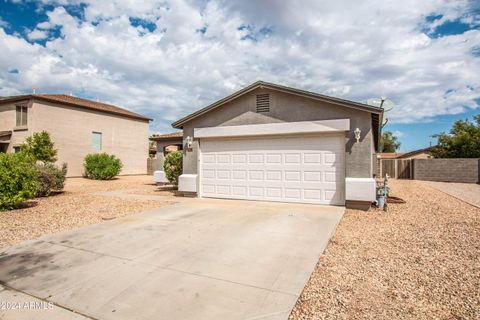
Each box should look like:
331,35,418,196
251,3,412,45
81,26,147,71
380,131,401,153
164,151,182,185
430,114,480,158
22,131,57,163
21,131,67,196
84,153,123,180
0,152,37,210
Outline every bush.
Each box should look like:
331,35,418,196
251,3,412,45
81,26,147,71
83,153,122,180
0,153,37,211
35,163,67,197
21,131,57,163
163,151,182,185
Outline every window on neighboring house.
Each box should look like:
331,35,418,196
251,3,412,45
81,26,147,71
92,132,102,151
16,105,28,126
13,146,21,153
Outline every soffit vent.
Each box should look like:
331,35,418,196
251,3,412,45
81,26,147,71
256,94,270,113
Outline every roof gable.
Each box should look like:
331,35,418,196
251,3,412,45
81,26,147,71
172,81,383,128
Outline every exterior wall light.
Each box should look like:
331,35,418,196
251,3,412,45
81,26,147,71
186,136,193,149
354,128,361,142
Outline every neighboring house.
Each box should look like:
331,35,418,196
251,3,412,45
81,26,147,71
150,131,183,167
397,147,433,159
379,147,433,160
170,81,383,209
0,94,150,177
378,152,405,159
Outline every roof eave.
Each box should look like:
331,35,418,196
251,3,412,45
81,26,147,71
32,97,152,122
0,95,151,121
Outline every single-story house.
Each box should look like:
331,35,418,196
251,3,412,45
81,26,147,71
170,81,383,209
397,147,434,159
0,94,151,177
378,147,433,160
150,131,183,165
378,152,405,159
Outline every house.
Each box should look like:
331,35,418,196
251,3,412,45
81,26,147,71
0,94,150,177
150,131,183,167
148,131,183,175
378,147,433,160
170,81,383,209
378,152,405,159
397,147,433,159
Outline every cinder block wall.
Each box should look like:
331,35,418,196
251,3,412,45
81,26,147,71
413,159,480,183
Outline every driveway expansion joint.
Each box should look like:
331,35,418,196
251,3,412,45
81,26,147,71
51,239,298,297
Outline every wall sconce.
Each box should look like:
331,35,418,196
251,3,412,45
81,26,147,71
354,128,361,143
185,136,193,149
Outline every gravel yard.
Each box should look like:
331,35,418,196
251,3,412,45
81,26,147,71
290,179,480,320
0,175,175,249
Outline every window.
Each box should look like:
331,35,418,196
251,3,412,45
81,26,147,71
16,105,28,126
13,146,21,153
92,132,102,151
256,94,270,113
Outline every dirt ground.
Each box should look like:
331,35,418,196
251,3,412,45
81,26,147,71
0,175,176,249
290,179,480,320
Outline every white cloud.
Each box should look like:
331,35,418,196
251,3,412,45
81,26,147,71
0,0,479,133
27,28,48,40
0,18,8,28
392,130,405,138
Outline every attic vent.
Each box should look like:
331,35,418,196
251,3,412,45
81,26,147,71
256,94,270,113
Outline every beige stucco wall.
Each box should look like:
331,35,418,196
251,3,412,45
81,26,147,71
0,99,149,177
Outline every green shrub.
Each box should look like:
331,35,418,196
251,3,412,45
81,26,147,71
0,153,37,211
163,151,183,185
83,153,122,180
21,131,57,163
35,163,67,197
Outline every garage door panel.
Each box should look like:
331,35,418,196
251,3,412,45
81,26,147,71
232,154,247,164
200,135,345,205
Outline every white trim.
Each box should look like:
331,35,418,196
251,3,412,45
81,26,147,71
198,139,202,197
345,178,376,201
194,119,350,139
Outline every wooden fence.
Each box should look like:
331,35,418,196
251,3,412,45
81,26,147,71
378,159,413,179
147,158,161,175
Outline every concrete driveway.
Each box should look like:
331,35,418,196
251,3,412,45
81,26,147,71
422,181,480,208
0,198,343,320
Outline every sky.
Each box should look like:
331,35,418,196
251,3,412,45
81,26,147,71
0,0,479,152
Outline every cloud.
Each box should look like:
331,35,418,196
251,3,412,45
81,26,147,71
0,18,9,28
27,28,48,40
0,0,479,133
392,130,405,138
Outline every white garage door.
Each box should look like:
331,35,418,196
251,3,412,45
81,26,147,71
200,134,345,205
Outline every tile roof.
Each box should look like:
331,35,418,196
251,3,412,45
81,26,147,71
150,131,183,140
0,94,151,121
378,153,405,159
397,147,433,159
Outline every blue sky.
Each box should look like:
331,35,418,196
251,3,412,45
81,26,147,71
1,0,479,151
